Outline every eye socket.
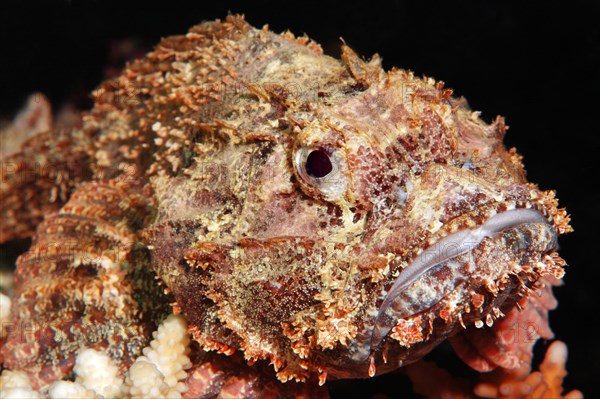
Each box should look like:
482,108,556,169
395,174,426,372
305,149,333,178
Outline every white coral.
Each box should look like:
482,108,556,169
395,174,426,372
126,361,169,398
73,348,123,398
0,314,192,399
0,292,11,338
47,381,97,399
0,387,41,399
124,314,192,398
0,370,41,399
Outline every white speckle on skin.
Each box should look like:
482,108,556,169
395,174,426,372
462,158,475,171
396,187,408,204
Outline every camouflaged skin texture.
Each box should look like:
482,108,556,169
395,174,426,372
0,15,571,391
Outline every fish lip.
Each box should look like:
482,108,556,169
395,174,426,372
363,207,556,360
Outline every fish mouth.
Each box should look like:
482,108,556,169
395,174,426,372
366,207,557,360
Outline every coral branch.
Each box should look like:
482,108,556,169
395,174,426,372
404,341,582,399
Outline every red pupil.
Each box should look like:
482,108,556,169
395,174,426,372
306,150,332,178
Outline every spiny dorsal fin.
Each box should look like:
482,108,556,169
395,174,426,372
340,41,384,87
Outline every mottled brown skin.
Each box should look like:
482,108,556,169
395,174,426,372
0,15,571,394
1,179,171,387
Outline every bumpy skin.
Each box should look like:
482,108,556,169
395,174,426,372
1,15,571,394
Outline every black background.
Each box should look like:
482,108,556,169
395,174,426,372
1,1,598,398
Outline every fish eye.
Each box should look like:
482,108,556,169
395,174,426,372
293,146,347,201
305,149,333,178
